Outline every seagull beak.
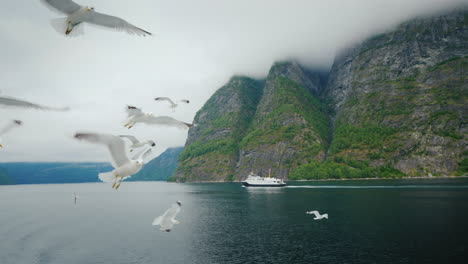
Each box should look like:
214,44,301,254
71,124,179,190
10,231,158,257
0,144,3,148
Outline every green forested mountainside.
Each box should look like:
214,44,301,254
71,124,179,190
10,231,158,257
175,8,467,182
175,77,263,182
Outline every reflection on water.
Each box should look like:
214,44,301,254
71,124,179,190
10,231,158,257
1,179,468,264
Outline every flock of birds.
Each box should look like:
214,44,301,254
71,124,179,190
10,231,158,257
1,0,193,232
2,0,329,232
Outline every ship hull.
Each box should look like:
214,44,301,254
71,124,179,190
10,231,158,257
242,182,286,187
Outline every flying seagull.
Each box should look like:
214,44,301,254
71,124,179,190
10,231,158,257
306,210,328,220
119,135,155,152
72,192,79,205
152,201,182,232
41,0,151,36
0,120,22,148
154,97,190,112
0,95,69,111
124,105,194,129
74,132,153,189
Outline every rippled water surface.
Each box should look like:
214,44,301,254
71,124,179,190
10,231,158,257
1,178,468,264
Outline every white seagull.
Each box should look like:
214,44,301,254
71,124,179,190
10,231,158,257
41,0,151,36
306,210,328,220
0,95,69,111
72,192,79,205
152,201,182,232
124,105,194,129
0,120,22,148
154,97,190,112
119,135,156,152
74,132,153,189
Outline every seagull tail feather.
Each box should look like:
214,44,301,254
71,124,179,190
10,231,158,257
98,171,116,183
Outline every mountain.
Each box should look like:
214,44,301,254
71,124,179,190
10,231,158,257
129,147,183,181
0,163,112,184
175,77,263,182
0,146,183,184
175,8,467,182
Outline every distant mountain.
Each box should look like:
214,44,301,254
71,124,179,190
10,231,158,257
0,163,112,184
129,147,183,181
0,147,184,185
175,8,467,182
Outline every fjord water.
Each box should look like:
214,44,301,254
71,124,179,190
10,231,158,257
1,179,467,264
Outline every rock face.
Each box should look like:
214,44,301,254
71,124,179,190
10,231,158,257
175,77,263,182
175,8,467,181
325,9,467,176
130,147,183,181
236,62,329,179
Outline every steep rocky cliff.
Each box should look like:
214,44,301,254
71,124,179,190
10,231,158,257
237,62,329,179
323,9,467,176
175,8,467,181
175,77,263,181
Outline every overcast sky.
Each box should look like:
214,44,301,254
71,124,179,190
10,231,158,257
0,0,466,162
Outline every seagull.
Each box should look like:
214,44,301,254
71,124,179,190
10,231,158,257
306,210,328,220
0,95,69,111
0,120,22,148
152,201,182,232
41,0,151,36
72,192,79,205
119,135,155,152
124,105,194,129
74,132,153,189
154,97,190,112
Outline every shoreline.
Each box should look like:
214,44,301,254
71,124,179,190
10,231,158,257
288,175,467,182
181,175,467,183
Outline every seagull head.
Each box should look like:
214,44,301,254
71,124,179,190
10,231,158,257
85,7,95,11
176,201,182,206
149,140,156,147
136,160,144,167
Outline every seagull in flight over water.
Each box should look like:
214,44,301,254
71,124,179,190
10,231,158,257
306,210,328,220
0,120,22,148
124,105,194,129
74,132,153,189
152,201,182,232
41,0,151,36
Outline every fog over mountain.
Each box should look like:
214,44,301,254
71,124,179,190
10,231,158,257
0,0,465,162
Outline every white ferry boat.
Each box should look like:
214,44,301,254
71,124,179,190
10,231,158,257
241,171,286,187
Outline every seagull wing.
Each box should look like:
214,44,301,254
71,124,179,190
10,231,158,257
155,97,176,106
119,135,140,144
41,0,81,15
74,133,130,168
308,210,320,218
143,115,193,129
0,120,21,136
165,203,181,222
132,147,152,161
0,96,69,111
126,105,143,117
86,11,151,36
152,216,163,226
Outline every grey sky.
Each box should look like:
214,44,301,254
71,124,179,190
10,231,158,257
0,0,466,162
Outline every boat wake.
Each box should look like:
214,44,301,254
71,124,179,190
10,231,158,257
286,185,468,189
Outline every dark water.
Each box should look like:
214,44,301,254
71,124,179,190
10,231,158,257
1,178,468,264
